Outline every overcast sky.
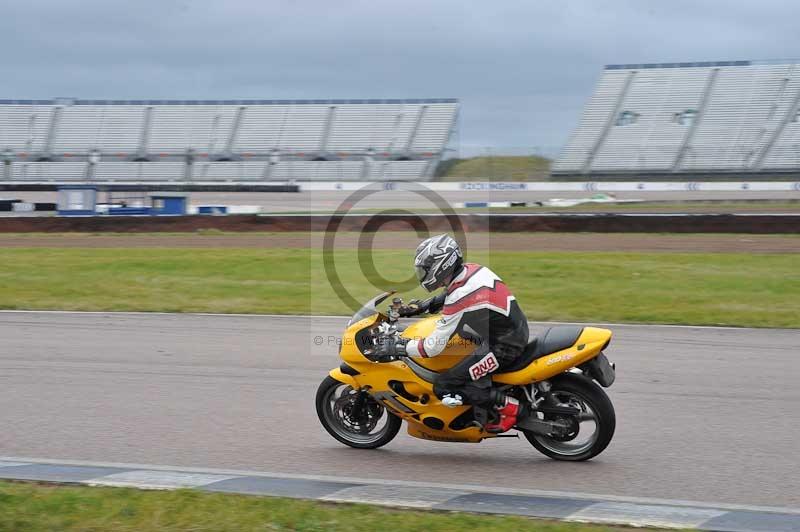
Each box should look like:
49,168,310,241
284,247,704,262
3,0,800,155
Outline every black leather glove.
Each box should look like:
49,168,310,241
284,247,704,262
398,301,425,317
399,293,446,317
372,336,408,362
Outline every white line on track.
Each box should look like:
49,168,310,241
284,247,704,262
0,309,791,331
2,455,798,515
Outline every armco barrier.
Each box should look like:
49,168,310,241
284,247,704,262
0,213,798,233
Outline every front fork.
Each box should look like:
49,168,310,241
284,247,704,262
349,389,370,419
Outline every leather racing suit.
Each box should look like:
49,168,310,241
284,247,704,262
405,263,529,407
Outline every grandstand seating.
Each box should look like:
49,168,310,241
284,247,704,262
0,99,458,181
553,60,800,176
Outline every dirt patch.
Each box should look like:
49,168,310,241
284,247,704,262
0,232,797,253
2,213,800,234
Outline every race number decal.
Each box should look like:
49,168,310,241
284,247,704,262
469,352,498,380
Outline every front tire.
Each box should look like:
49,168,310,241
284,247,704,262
316,376,402,449
523,373,616,461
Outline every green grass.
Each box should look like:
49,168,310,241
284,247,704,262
436,155,551,181
0,480,665,532
0,248,797,327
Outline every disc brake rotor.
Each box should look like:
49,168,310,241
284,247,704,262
333,391,381,434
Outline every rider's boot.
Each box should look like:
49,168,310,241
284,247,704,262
485,396,520,433
441,394,463,407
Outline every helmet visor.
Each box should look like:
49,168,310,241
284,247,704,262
415,265,428,283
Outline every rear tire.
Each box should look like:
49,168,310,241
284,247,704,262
523,373,616,461
316,376,402,449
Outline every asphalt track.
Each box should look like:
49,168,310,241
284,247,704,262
1,312,798,509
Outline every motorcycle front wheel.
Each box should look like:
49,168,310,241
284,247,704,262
316,376,402,449
523,373,616,461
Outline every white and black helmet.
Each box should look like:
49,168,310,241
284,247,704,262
414,234,463,292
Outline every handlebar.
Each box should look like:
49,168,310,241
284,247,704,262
388,296,425,320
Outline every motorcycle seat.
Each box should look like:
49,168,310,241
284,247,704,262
502,326,584,372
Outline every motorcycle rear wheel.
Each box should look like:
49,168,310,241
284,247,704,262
316,376,402,449
523,373,616,461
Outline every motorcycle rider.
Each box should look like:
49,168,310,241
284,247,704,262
375,234,529,433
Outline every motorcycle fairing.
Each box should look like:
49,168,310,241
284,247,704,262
332,309,612,442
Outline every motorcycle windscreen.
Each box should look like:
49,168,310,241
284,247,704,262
347,291,394,326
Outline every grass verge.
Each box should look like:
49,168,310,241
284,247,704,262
0,248,797,327
0,480,665,532
436,155,551,181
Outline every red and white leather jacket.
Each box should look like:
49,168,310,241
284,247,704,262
405,263,529,358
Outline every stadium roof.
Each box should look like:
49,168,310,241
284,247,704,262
0,98,458,106
604,59,800,70
605,61,752,70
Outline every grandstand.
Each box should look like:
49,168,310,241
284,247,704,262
553,60,800,177
0,98,458,182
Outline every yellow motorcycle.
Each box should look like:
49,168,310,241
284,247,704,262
316,292,617,461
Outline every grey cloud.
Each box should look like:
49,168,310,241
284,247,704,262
2,0,799,153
